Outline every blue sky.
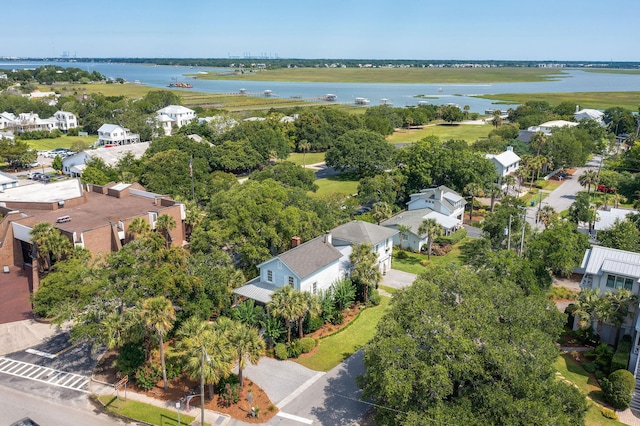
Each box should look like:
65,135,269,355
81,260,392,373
4,0,638,61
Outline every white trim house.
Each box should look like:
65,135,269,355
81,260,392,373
97,124,140,146
486,147,520,180
233,221,398,304
156,105,196,135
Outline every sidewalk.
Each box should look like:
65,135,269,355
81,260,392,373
0,319,63,356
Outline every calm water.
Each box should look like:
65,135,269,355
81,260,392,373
3,61,640,113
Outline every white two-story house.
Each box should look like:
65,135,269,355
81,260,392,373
97,124,141,146
579,246,640,370
486,146,520,181
233,221,397,304
382,185,466,251
54,111,78,132
156,105,196,136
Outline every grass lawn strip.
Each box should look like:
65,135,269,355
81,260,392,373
312,175,359,197
553,354,625,426
24,135,96,151
286,152,326,167
387,123,492,144
391,239,467,275
294,297,390,372
97,394,202,426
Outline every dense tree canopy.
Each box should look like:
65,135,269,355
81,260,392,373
360,265,587,425
250,161,318,192
325,129,395,177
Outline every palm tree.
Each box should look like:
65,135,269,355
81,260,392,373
530,132,547,156
128,217,150,241
269,286,304,343
227,321,265,387
260,316,285,349
30,222,72,272
603,289,638,348
502,174,517,196
371,201,392,225
299,140,311,168
175,317,233,399
397,224,412,249
539,205,557,228
572,288,601,332
578,170,598,198
492,109,502,127
349,243,381,304
181,199,204,240
485,184,502,212
297,292,321,339
464,183,484,222
155,214,177,248
418,218,443,260
139,296,176,391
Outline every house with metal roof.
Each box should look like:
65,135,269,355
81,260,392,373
233,221,397,304
485,146,520,179
97,124,141,146
381,186,465,251
155,105,196,135
62,142,149,177
579,246,640,349
574,108,604,125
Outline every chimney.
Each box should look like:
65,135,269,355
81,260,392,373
291,236,301,248
324,231,332,245
576,105,579,113
506,146,513,152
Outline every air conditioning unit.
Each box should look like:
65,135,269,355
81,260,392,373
634,346,639,355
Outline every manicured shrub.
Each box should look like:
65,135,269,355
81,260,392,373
602,369,635,409
220,383,240,407
369,290,381,306
134,363,161,391
300,337,316,353
583,362,597,373
274,343,288,360
601,408,618,420
215,373,239,394
611,335,632,373
287,340,304,358
304,315,324,334
395,250,409,260
593,344,614,371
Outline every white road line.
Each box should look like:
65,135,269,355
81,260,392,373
277,371,325,409
276,412,313,424
25,348,57,359
0,356,89,393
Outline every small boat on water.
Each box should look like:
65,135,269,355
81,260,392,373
324,94,337,101
380,98,393,106
167,82,193,88
354,97,370,105
264,90,273,96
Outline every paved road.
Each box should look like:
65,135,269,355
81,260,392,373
525,155,601,229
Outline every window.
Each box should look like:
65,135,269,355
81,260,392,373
606,274,634,290
312,282,317,294
267,270,273,282
288,276,294,286
277,261,282,269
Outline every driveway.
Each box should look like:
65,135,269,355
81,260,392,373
233,351,370,425
381,269,417,290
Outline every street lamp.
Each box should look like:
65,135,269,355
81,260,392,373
201,346,211,426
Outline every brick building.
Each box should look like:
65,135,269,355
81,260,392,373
0,179,185,291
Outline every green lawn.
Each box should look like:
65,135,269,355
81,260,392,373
474,91,640,111
553,354,625,426
189,67,565,84
312,175,359,197
387,123,493,144
97,395,202,426
286,152,326,166
391,239,467,275
294,297,390,371
23,135,96,151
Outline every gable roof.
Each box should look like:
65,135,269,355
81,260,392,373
381,208,459,234
157,105,195,115
331,220,398,246
410,185,466,209
98,123,124,133
486,150,520,167
581,246,640,277
276,236,343,279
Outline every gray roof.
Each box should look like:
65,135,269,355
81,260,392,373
381,208,458,235
277,236,343,279
582,246,640,277
98,123,123,133
412,185,466,209
232,278,279,304
330,220,398,245
486,150,521,168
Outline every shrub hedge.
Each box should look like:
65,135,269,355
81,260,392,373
602,369,635,409
611,335,632,373
436,228,467,245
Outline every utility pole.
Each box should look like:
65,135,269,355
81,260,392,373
201,346,205,426
519,206,527,256
507,214,513,250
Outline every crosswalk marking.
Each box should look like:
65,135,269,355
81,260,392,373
0,356,89,393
